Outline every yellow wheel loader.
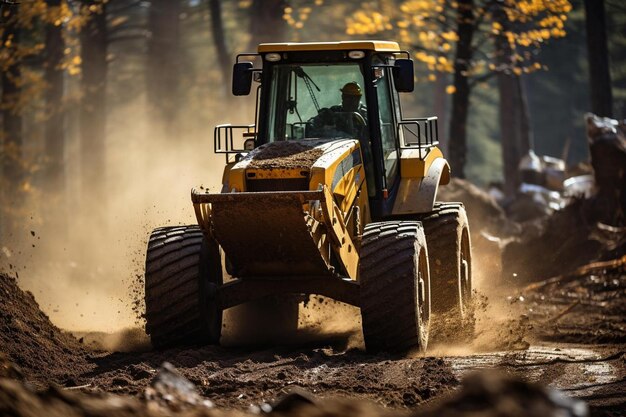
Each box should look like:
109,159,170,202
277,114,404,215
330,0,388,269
144,41,472,352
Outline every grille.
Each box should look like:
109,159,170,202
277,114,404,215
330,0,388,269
246,178,309,192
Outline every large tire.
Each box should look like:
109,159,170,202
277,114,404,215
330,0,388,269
359,221,431,353
145,225,223,349
417,203,472,318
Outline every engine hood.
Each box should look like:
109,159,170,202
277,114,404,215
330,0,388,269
226,139,361,192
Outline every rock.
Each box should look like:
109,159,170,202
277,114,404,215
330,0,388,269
0,353,24,381
411,371,588,417
129,364,154,381
144,362,214,410
270,386,317,412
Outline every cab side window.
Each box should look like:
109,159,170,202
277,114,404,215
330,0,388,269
375,70,398,188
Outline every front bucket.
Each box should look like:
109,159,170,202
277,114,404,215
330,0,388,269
192,190,331,277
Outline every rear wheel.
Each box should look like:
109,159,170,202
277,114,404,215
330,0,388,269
359,221,430,353
417,203,473,340
145,225,223,349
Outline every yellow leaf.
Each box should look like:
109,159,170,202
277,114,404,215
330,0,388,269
446,85,456,94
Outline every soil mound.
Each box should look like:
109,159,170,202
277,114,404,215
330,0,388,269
438,178,514,236
502,199,626,283
0,274,92,386
247,141,324,170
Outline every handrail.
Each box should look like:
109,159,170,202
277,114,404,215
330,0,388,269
397,117,439,159
214,124,256,163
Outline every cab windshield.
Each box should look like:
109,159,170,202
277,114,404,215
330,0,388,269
266,63,366,142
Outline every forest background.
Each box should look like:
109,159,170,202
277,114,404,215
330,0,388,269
0,0,624,332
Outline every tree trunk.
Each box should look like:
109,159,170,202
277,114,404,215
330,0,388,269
1,2,23,237
434,71,448,155
499,72,518,196
447,0,474,178
248,0,288,49
495,3,534,196
79,1,108,206
497,76,533,196
496,5,520,196
147,0,181,136
587,116,626,226
45,0,66,199
209,0,230,97
584,0,613,118
241,0,287,124
516,76,532,157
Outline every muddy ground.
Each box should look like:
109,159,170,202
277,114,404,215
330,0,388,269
1,249,625,416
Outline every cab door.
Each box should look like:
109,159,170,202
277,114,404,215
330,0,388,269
374,67,400,193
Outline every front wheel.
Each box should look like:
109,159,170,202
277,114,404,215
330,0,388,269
144,225,223,349
359,221,430,353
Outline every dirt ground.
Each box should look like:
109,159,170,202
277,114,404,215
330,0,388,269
1,251,625,416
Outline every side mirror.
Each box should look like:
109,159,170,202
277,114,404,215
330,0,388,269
393,59,414,93
232,62,253,96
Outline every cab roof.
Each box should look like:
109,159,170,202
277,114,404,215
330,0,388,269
257,41,401,53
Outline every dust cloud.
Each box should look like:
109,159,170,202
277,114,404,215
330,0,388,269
425,244,531,357
218,295,363,350
0,97,240,337
217,229,524,354
74,328,152,353
0,93,527,355
298,296,364,350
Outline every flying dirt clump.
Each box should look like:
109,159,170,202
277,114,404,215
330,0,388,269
247,141,324,169
0,273,92,387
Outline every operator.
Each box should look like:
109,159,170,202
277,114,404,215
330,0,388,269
308,82,368,138
335,81,368,119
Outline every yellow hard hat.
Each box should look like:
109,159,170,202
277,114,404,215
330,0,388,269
340,82,362,96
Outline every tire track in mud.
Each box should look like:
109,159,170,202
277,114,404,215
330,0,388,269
80,343,459,409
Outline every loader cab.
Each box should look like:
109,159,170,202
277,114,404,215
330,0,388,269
232,41,416,218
